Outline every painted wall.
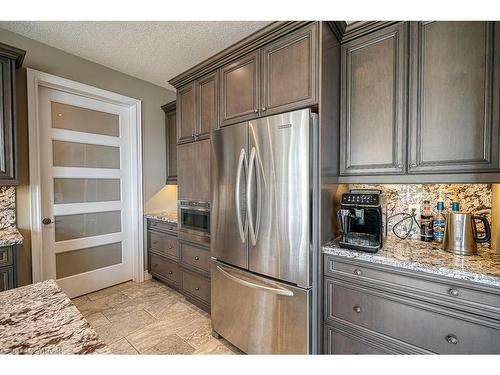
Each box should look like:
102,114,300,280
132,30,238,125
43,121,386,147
0,28,177,285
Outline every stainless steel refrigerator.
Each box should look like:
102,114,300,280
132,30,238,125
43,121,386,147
211,108,319,354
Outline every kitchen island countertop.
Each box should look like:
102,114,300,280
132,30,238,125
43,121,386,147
0,280,110,354
323,236,500,288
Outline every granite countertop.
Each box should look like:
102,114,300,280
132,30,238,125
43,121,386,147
0,227,23,246
0,280,110,354
144,211,178,224
323,236,500,288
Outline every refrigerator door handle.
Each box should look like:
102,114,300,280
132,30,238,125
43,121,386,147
235,148,247,243
247,147,257,246
216,265,294,297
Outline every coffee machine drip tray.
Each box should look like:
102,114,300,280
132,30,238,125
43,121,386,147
339,232,381,253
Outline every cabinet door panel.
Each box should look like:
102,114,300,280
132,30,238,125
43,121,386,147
261,23,318,115
196,71,218,137
0,57,16,182
176,82,196,144
409,21,500,173
177,139,211,202
220,51,259,126
340,23,407,175
163,104,177,184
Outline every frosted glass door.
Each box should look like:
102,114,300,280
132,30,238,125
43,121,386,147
39,87,133,297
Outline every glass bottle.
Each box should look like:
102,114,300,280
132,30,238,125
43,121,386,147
420,200,434,242
433,190,446,243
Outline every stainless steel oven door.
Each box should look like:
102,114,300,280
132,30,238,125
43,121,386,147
179,201,210,243
211,259,310,354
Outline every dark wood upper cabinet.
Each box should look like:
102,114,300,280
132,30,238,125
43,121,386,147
162,101,177,184
195,71,218,139
340,23,408,175
0,43,25,185
261,22,319,116
220,51,260,127
408,21,500,174
176,82,196,144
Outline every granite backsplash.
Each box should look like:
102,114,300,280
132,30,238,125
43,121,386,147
0,186,16,229
350,184,492,239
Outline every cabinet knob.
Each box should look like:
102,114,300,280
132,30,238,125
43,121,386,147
194,256,200,261
261,106,267,112
410,163,417,168
397,164,402,169
353,305,361,313
168,270,173,275
446,334,458,345
254,109,258,113
152,222,157,226
353,269,362,276
153,241,158,244
195,286,200,291
448,288,459,297
168,245,173,249
42,218,53,225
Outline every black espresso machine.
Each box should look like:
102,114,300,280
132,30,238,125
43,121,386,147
337,189,387,253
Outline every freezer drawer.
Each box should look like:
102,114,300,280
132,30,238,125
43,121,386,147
211,260,310,354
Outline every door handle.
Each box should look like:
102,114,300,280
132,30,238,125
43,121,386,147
235,148,247,244
247,147,257,246
216,265,294,297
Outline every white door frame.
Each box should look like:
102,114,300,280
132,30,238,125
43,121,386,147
27,68,144,284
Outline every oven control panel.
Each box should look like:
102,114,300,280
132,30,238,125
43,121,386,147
341,192,380,206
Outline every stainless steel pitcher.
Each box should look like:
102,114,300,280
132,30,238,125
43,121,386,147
442,212,491,255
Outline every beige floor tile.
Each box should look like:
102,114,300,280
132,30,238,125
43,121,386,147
94,309,156,345
193,337,239,355
85,312,111,328
108,338,139,355
71,295,91,308
120,280,167,299
86,281,136,301
176,317,213,350
143,293,183,320
102,291,175,322
141,334,195,355
77,292,131,317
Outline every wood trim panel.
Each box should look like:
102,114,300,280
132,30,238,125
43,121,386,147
162,100,177,184
176,82,196,144
0,42,26,68
329,21,400,44
195,71,219,137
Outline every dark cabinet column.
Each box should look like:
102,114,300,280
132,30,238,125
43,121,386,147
176,82,196,144
219,51,260,127
408,21,500,174
162,101,177,184
261,23,319,116
340,23,408,175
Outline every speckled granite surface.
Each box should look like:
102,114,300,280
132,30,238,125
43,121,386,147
0,186,16,229
0,280,110,354
144,211,177,224
0,227,23,246
323,236,500,287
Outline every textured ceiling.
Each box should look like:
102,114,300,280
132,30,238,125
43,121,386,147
0,21,272,90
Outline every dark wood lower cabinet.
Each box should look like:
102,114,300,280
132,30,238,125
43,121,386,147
147,218,210,313
323,254,500,354
0,245,16,292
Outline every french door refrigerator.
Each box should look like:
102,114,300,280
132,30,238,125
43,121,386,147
211,108,319,354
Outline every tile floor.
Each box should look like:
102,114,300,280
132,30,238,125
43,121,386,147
71,279,241,355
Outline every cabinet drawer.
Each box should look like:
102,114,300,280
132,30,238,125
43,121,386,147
0,266,14,292
149,231,179,260
181,269,210,304
0,247,13,267
147,219,177,234
149,253,180,286
324,324,385,354
179,241,210,274
325,255,500,318
325,278,500,354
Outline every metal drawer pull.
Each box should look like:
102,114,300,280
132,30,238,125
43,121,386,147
168,244,173,249
152,222,157,226
168,271,173,275
153,241,158,244
446,335,458,345
448,288,459,297
195,287,200,291
353,269,362,276
353,306,361,313
194,256,200,260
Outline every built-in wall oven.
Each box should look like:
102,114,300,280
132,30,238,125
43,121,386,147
178,200,210,244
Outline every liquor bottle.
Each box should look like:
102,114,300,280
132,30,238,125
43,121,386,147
420,200,434,242
433,190,446,243
451,190,460,212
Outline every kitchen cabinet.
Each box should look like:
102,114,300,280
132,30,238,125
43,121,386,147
340,22,407,175
220,51,260,126
0,245,16,292
177,139,211,202
0,43,25,184
161,101,177,184
261,22,319,116
176,82,196,144
323,254,500,354
195,71,218,140
408,21,500,174
147,218,211,312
